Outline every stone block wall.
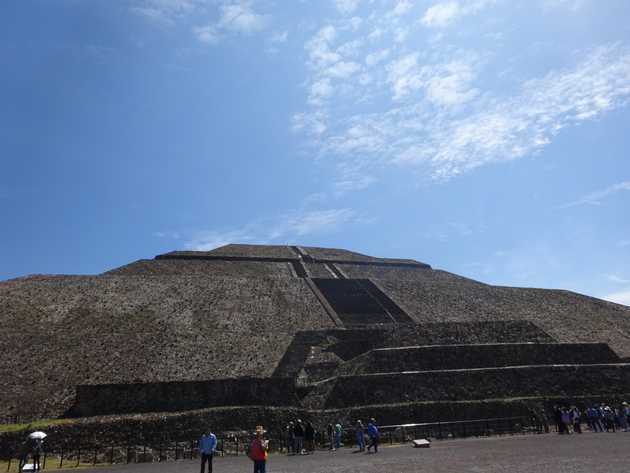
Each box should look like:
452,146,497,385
304,363,630,409
70,378,299,417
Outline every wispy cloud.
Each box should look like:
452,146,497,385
132,0,270,44
606,274,630,284
184,208,360,250
131,0,206,25
603,288,630,307
333,0,361,15
295,41,630,184
556,181,630,209
194,1,270,44
420,0,496,28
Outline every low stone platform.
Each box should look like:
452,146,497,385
336,342,620,375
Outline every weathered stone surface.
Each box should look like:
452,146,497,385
0,274,333,418
377,280,630,356
70,378,299,417
105,259,295,277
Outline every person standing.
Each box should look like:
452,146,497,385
560,408,572,434
304,421,315,454
286,422,295,455
334,422,343,450
32,439,43,471
199,430,217,473
367,418,380,453
355,420,365,452
294,419,305,454
326,424,334,451
18,439,32,473
570,406,582,434
248,426,269,473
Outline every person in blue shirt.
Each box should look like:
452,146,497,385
366,419,380,453
199,430,217,473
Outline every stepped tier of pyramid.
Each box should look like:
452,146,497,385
3,244,630,434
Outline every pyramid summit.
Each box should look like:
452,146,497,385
3,243,630,441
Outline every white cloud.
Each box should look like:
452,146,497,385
305,26,340,69
557,181,630,209
326,61,361,79
218,2,269,34
292,111,327,135
297,44,630,182
266,30,289,54
391,0,414,16
386,53,424,100
334,0,361,15
421,0,496,28
284,208,356,235
270,30,288,44
154,230,182,239
194,25,221,44
422,1,460,28
190,1,270,44
425,61,479,106
603,289,630,307
365,48,390,67
184,208,359,250
309,78,334,105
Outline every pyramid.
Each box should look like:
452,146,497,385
2,243,630,434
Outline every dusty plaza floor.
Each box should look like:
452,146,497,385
79,432,630,473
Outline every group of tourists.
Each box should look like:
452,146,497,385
284,418,380,454
553,402,630,434
352,418,381,453
284,419,316,454
198,418,381,473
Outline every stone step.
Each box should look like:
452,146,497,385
336,342,620,375
325,321,554,361
302,363,630,409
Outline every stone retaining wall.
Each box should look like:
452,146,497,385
70,378,298,417
304,364,630,409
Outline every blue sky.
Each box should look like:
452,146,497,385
1,0,629,305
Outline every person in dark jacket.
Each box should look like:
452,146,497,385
18,440,32,473
326,424,334,451
304,421,315,454
32,439,43,472
294,419,305,455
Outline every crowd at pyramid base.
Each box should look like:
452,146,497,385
2,244,630,450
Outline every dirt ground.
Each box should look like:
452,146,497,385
67,432,630,473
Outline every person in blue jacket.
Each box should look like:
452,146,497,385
199,430,217,473
366,418,380,453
